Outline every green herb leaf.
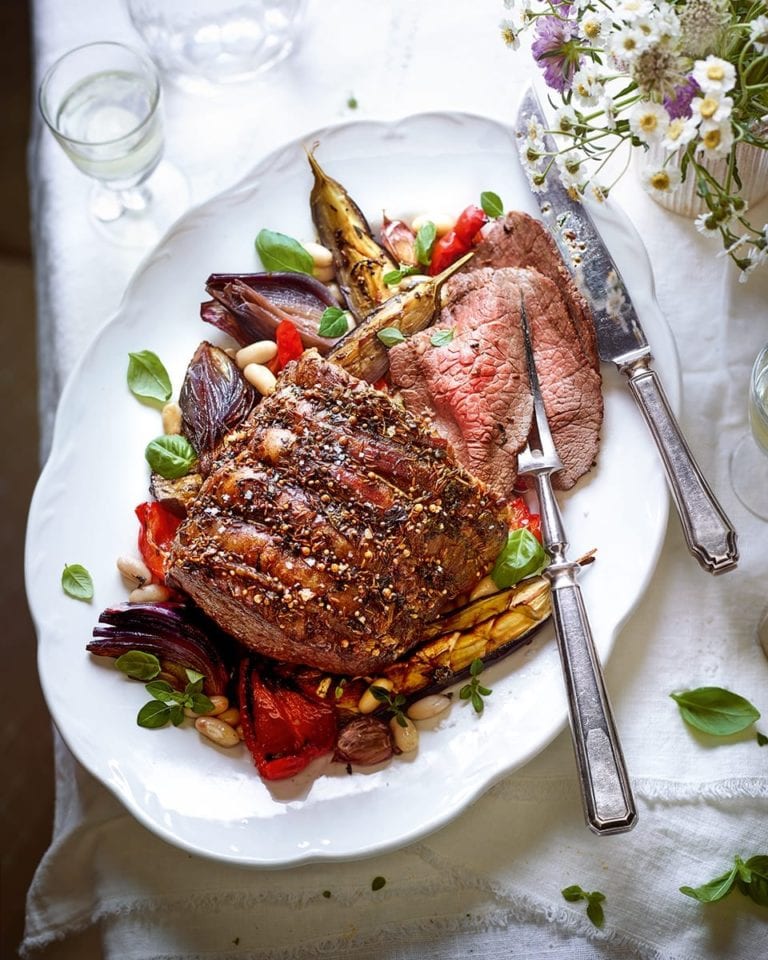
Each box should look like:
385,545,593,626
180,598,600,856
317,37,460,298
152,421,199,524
459,659,492,714
322,889,332,898
743,856,768,906
185,668,204,686
188,693,215,715
145,434,197,479
670,687,761,736
415,221,437,265
561,885,586,903
255,229,314,274
430,328,455,348
115,651,161,681
586,897,605,929
757,731,768,746
145,680,177,703
137,700,172,729
347,95,358,110
61,563,94,601
318,306,351,338
371,876,386,891
127,350,172,404
377,327,406,347
383,265,420,286
680,867,737,903
491,528,548,589
169,704,185,726
480,191,504,218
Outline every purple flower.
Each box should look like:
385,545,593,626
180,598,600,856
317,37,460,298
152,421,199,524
664,76,701,120
531,17,581,93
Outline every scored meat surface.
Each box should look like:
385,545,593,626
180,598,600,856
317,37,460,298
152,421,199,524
167,351,509,676
389,266,603,495
469,211,599,373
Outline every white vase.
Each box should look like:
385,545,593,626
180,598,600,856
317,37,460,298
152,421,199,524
640,141,768,217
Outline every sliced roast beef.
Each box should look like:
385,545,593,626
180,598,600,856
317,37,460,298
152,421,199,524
167,351,509,676
389,266,603,495
469,211,599,372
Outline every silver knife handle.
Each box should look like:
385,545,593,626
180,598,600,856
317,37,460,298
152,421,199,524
536,474,637,835
547,563,638,835
622,357,738,575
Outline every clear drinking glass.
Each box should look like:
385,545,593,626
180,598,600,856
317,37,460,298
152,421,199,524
729,343,768,520
38,41,188,246
124,0,307,94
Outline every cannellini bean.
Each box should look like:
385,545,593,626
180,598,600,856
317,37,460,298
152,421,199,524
326,282,344,305
184,694,229,718
116,555,152,589
390,715,419,753
411,212,454,237
218,707,241,727
195,716,241,748
357,678,393,714
407,694,452,721
129,583,171,603
161,401,183,435
302,240,334,268
468,574,499,602
243,362,277,396
314,264,336,283
236,340,278,368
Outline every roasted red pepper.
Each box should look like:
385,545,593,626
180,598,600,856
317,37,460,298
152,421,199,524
508,495,542,543
135,501,183,581
428,204,488,276
272,318,304,374
238,660,337,781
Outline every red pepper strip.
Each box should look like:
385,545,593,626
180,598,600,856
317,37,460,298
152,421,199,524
238,659,337,781
135,501,183,581
508,495,542,543
271,318,304,374
428,204,488,276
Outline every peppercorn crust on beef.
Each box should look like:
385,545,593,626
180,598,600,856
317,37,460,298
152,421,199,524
167,351,509,675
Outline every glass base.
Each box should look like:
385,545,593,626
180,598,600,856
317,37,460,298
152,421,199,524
88,161,190,247
729,432,768,520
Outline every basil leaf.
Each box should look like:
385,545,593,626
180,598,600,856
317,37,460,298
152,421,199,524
383,266,419,286
586,898,605,929
415,221,437,265
670,687,761,736
145,434,197,479
318,307,350,338
127,350,172,404
430,328,455,348
757,731,768,746
480,191,504,218
680,866,737,903
185,668,204,685
145,680,177,703
491,528,548,589
170,703,185,727
184,675,204,696
561,885,586,903
188,693,215,715
61,563,94,601
255,229,314,275
377,327,406,347
744,856,768,906
137,700,171,729
115,651,161,681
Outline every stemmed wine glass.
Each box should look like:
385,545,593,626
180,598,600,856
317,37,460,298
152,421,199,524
38,41,188,247
729,343,768,520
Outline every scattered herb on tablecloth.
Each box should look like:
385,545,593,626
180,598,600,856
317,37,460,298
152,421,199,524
137,668,214,729
322,890,332,899
756,731,767,746
61,563,94,601
347,94,358,110
459,658,493,714
561,885,606,928
371,876,386,891
670,686,760,735
680,855,768,906
127,350,172,404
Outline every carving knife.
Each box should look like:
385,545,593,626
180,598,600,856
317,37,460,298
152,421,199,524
514,86,738,575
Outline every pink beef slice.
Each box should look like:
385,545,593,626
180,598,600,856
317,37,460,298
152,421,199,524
469,211,600,373
389,266,603,494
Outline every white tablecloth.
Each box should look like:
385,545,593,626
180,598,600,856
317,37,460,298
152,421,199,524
24,1,768,958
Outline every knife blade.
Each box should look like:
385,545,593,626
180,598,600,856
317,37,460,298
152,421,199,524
514,86,738,575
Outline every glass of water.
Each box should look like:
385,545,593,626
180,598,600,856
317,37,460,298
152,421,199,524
124,0,307,94
729,343,768,520
38,41,188,246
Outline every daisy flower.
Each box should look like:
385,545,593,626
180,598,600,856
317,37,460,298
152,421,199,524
661,115,699,151
696,118,734,158
640,163,682,194
749,15,768,53
694,212,721,237
693,93,733,126
571,67,605,107
693,56,736,94
629,101,670,143
500,18,521,49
